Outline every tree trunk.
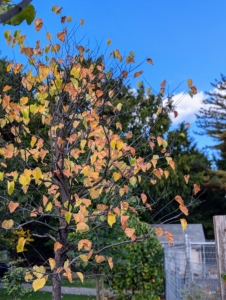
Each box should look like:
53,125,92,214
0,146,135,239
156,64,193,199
52,273,62,300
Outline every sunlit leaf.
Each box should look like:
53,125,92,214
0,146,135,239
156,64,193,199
180,218,187,231
49,258,56,271
17,237,26,252
107,213,116,227
7,180,14,195
54,241,62,252
34,18,43,32
187,78,193,88
8,201,19,213
32,278,46,292
76,272,84,283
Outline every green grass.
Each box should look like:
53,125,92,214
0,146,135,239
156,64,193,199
46,276,96,288
0,289,96,300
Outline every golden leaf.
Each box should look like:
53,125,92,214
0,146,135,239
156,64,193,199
79,254,88,262
180,218,187,231
16,237,26,253
54,241,62,252
107,213,116,227
1,219,14,229
113,172,121,182
49,258,56,271
78,239,92,251
76,272,84,283
45,202,52,212
129,176,137,186
24,271,33,282
33,265,46,278
7,180,14,195
107,38,111,46
32,278,46,292
8,201,19,213
187,78,193,88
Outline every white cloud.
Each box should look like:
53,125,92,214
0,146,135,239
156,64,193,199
168,91,205,125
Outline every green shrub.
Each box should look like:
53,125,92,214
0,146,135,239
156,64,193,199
107,219,164,300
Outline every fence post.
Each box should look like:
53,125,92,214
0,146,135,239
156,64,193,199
213,215,226,299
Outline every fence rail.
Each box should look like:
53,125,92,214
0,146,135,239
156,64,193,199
163,238,220,299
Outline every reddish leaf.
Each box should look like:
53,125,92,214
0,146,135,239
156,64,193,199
146,58,153,65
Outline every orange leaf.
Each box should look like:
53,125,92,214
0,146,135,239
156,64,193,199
141,193,147,204
160,79,166,87
124,228,135,238
154,227,163,237
122,70,128,78
1,219,14,229
96,90,104,98
57,31,66,42
134,71,143,79
157,136,163,146
165,231,173,245
54,241,62,252
34,18,43,32
3,85,12,92
174,195,184,205
191,86,197,94
179,205,189,216
108,257,113,270
95,255,105,263
194,184,201,195
8,201,19,213
146,58,153,65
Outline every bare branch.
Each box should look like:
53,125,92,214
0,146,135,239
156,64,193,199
0,0,32,24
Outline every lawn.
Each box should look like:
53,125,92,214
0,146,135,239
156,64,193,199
46,276,96,288
0,289,96,300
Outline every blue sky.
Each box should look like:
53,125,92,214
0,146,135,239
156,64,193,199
1,0,226,153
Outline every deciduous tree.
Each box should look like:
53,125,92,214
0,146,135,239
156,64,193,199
0,8,198,300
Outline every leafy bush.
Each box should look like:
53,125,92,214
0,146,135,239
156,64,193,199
107,218,164,300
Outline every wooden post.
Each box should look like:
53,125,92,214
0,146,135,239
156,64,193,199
213,216,226,299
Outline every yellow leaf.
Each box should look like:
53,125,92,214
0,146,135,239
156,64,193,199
187,78,193,88
17,237,26,253
30,136,37,148
180,218,187,231
48,258,56,271
107,213,116,227
7,180,14,195
80,254,88,262
113,172,121,182
64,259,69,268
0,172,4,181
32,278,46,292
76,272,84,283
8,201,19,213
54,241,62,252
80,140,86,150
65,212,72,224
2,219,14,229
129,176,137,186
33,265,46,278
116,103,122,111
45,202,52,212
25,271,33,282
